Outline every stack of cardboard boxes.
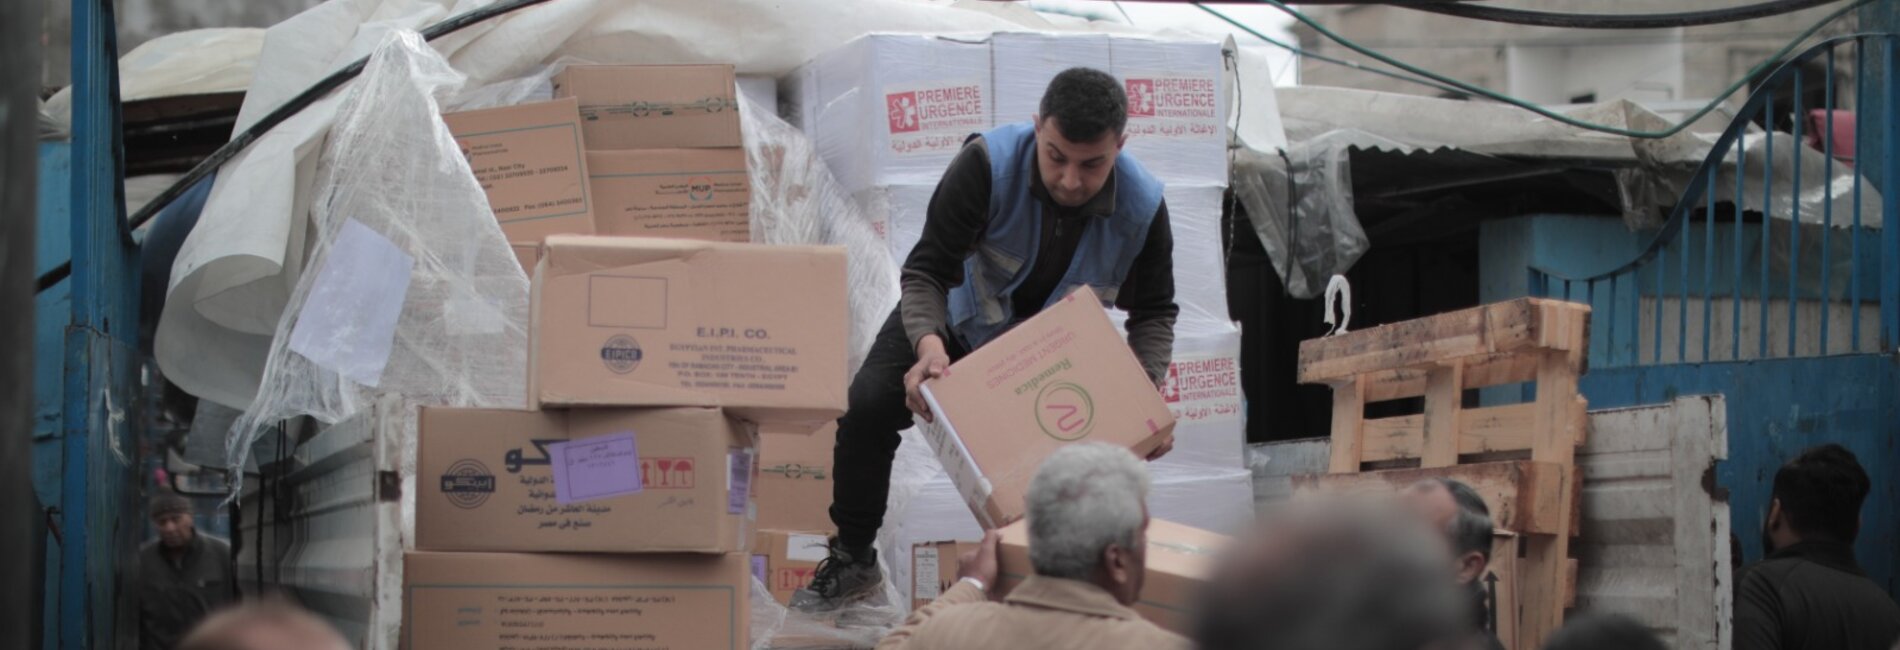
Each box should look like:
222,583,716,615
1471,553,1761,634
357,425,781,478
442,64,754,273
405,65,849,650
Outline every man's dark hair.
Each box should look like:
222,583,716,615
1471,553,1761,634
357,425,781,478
1038,67,1127,143
1772,443,1871,542
1434,478,1493,562
1542,613,1667,650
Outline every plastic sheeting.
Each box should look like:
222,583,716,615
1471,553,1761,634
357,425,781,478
1232,134,1371,300
223,31,530,487
42,27,266,138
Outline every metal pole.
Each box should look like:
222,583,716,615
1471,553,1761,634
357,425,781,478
1,0,46,648
65,0,138,647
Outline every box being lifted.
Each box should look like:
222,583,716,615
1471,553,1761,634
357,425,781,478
921,286,1176,528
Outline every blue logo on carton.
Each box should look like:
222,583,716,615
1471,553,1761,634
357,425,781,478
441,459,496,509
600,334,643,374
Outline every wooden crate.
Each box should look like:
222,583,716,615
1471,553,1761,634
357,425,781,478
1295,298,1590,650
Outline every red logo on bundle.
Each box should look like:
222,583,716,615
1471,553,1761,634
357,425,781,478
1126,79,1157,117
1161,363,1182,403
887,92,921,133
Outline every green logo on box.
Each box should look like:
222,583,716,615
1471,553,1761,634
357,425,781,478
1035,382,1095,441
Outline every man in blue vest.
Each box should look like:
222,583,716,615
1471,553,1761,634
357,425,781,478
791,67,1178,612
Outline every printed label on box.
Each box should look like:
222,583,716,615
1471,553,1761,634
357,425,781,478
1160,352,1243,424
884,80,988,156
913,547,941,601
727,449,753,515
1123,73,1221,140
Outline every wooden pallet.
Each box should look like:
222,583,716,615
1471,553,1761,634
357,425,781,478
1294,298,1590,650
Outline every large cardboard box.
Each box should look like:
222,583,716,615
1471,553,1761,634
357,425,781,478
909,539,979,610
752,529,833,605
416,406,755,553
757,421,836,531
530,235,849,420
402,551,751,650
996,518,1228,636
588,148,750,242
553,64,742,150
440,97,594,271
920,286,1176,527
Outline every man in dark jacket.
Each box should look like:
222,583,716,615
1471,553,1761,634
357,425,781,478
791,67,1178,611
1734,444,1899,650
138,493,233,650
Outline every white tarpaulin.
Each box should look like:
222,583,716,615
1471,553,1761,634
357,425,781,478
157,0,1286,410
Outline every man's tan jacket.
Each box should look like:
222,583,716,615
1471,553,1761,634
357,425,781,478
875,574,1191,650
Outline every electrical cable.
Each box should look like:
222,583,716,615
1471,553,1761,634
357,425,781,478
1245,0,1870,138
35,0,559,295
1407,0,1846,30
1197,4,1475,96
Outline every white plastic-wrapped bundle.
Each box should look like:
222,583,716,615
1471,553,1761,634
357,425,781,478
1164,183,1234,336
787,33,995,195
1111,35,1230,186
991,32,1111,124
1158,331,1247,469
223,31,530,486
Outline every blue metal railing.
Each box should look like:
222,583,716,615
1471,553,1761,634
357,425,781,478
1533,35,1900,368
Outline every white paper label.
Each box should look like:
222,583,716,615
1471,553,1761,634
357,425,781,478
787,534,830,563
883,79,987,157
1122,72,1222,140
913,547,941,601
288,219,415,387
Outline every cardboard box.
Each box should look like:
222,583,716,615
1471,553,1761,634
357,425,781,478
553,64,741,150
588,148,750,242
909,540,980,610
531,235,849,420
402,551,750,650
757,421,836,531
920,286,1176,527
415,406,755,553
441,97,594,272
996,518,1228,636
752,529,834,605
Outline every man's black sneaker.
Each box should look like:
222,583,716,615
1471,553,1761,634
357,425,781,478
787,542,883,612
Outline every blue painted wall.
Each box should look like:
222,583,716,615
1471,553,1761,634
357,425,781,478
1482,214,1900,596
34,142,69,650
1581,357,1899,595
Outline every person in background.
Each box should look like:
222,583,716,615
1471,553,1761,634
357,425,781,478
794,65,1179,612
1734,444,1899,650
876,443,1188,650
179,600,350,650
1401,478,1505,650
1192,494,1465,650
1540,613,1666,650
139,493,234,650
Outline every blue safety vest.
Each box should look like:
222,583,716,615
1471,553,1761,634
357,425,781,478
946,122,1165,349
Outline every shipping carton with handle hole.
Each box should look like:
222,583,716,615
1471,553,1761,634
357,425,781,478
530,235,849,421
415,406,755,553
402,551,750,650
920,286,1176,528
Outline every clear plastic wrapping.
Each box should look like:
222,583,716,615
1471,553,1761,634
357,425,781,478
1232,136,1372,299
224,31,530,487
